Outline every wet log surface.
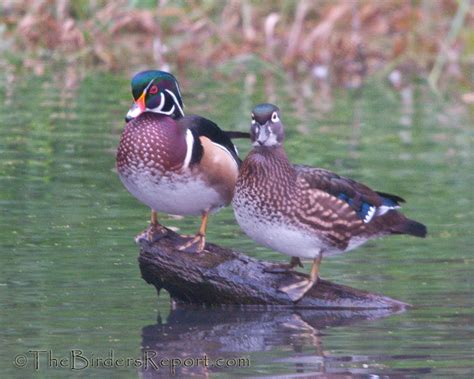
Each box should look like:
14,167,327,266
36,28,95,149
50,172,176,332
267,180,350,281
138,229,409,310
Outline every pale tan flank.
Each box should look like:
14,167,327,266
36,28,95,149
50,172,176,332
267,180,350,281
198,136,239,204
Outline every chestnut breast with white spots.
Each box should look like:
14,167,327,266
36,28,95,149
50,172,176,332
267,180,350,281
116,113,229,215
116,113,187,175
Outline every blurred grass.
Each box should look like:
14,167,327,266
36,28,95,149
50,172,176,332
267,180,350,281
0,0,472,94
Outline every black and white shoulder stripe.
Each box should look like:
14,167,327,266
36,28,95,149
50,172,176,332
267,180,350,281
178,115,241,167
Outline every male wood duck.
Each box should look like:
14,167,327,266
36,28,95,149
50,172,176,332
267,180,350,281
232,103,427,302
116,70,248,252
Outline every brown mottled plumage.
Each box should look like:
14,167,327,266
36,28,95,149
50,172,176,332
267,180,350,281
233,103,427,302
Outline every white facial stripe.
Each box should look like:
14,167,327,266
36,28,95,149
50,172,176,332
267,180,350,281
143,79,154,96
183,129,194,169
148,92,165,113
156,92,165,111
156,104,175,116
175,82,183,100
165,89,184,117
140,80,185,118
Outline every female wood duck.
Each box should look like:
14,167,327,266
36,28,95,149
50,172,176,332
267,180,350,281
116,70,247,252
232,103,427,302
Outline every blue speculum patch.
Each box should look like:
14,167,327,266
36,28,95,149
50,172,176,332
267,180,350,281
337,193,374,221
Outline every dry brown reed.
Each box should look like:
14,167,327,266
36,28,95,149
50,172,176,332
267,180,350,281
0,0,472,91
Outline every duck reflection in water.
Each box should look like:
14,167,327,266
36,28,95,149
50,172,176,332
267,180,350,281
139,307,424,378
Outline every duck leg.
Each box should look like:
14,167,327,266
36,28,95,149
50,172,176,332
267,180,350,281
279,253,323,302
178,210,209,253
135,210,168,243
263,257,304,273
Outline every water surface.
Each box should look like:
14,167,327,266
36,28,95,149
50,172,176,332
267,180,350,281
0,70,472,377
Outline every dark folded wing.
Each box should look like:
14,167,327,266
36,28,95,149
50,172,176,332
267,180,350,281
294,165,403,224
223,131,251,139
178,115,242,166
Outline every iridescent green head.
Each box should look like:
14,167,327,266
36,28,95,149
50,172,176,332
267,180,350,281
126,70,184,121
250,103,284,147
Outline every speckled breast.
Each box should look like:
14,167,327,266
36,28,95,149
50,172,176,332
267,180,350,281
232,150,344,258
116,113,226,215
233,185,328,258
116,113,187,177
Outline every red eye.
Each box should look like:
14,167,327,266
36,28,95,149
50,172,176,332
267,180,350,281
149,85,158,94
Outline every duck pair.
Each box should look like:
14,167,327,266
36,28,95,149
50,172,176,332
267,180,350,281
116,70,427,302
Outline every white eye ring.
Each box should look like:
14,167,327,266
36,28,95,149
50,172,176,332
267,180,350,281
271,112,279,122
251,113,255,124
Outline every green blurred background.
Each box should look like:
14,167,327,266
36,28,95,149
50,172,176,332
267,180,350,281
0,0,473,377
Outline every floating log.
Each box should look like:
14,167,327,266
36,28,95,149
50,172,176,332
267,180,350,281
138,229,409,310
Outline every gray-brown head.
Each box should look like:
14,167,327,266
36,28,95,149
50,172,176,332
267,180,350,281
250,103,285,147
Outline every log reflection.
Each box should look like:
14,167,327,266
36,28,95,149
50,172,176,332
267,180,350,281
140,307,405,377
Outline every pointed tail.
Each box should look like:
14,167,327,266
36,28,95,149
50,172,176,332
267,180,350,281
392,218,427,238
224,131,251,139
